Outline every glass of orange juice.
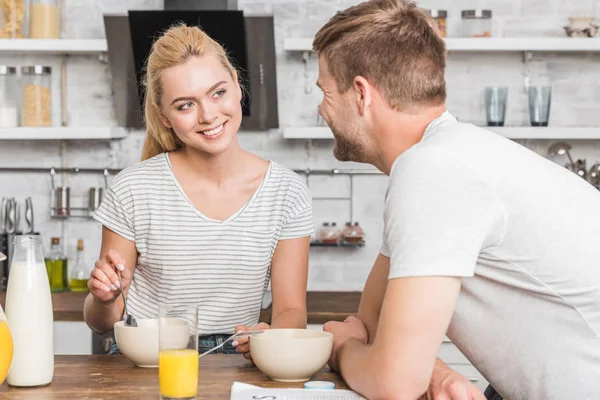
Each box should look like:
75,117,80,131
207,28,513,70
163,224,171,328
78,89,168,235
159,304,199,400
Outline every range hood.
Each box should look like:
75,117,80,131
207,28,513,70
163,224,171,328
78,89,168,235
103,2,278,131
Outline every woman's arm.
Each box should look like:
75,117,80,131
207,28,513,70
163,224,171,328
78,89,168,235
269,236,310,329
83,226,138,334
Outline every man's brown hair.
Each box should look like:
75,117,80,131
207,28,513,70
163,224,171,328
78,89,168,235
313,0,446,111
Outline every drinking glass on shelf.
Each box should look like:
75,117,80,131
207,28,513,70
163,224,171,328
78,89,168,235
159,303,199,400
484,86,508,126
528,85,552,127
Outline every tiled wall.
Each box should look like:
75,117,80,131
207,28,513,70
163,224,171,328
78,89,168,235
1,0,599,291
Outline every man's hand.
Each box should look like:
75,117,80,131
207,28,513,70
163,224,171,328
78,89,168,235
323,316,368,372
422,360,486,400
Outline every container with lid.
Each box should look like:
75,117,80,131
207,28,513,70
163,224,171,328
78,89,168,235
0,0,28,38
318,222,340,244
21,65,52,127
427,9,447,37
0,66,19,128
29,0,59,38
461,9,492,37
342,222,365,244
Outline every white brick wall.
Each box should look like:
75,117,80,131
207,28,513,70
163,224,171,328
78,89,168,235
1,0,599,290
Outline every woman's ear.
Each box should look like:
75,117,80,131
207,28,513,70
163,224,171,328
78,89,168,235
153,103,172,128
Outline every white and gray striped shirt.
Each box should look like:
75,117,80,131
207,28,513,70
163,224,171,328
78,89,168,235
94,153,313,334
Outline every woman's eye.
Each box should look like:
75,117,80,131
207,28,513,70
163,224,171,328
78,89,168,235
213,90,226,99
178,102,193,111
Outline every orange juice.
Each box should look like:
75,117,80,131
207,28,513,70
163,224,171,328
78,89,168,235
159,349,198,399
0,320,13,385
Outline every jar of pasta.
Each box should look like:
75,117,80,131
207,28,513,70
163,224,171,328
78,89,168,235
21,65,52,127
428,9,447,37
29,0,59,38
0,0,28,38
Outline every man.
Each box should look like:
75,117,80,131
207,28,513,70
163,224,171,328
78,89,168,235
313,1,600,399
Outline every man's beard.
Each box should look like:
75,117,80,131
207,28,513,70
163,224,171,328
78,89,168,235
330,118,367,163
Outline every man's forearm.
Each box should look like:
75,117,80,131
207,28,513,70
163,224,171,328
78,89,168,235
338,339,426,400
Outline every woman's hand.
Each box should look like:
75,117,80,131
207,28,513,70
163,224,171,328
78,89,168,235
232,322,270,360
88,249,132,304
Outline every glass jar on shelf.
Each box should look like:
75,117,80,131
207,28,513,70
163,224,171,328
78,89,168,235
461,9,492,38
0,66,19,128
318,222,340,244
29,0,59,39
70,239,91,292
343,222,365,244
427,9,447,37
0,0,27,38
21,65,52,127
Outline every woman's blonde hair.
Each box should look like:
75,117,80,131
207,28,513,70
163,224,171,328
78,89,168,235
141,24,239,161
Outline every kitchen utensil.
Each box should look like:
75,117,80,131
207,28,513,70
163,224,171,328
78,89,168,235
588,163,600,188
24,197,34,234
5,199,15,234
198,330,265,358
117,269,137,327
548,142,576,170
575,159,588,180
54,187,70,217
88,187,103,212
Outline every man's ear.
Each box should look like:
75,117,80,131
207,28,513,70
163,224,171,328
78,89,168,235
353,76,372,116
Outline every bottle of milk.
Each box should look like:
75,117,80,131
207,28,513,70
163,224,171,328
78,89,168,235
5,235,54,387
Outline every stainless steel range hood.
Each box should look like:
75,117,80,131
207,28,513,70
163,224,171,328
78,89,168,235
102,3,279,131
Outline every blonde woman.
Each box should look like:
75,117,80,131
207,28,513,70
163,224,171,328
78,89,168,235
83,24,312,359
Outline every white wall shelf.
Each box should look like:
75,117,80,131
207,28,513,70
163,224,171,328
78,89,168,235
0,127,127,140
0,39,107,54
284,38,600,53
283,126,600,140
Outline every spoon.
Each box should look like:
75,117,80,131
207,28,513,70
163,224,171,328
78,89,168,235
117,269,137,327
198,330,265,358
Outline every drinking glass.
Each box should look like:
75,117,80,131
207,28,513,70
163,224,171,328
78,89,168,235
159,304,199,400
485,86,508,126
528,86,552,127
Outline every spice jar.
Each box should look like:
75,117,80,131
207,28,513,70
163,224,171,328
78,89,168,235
0,66,19,128
461,9,492,38
0,0,27,38
29,0,59,39
343,222,365,244
428,9,447,37
318,222,340,244
21,65,52,127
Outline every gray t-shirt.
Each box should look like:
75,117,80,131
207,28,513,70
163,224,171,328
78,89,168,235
381,112,600,400
95,153,313,335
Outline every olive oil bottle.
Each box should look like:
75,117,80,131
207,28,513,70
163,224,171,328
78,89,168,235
44,237,68,292
69,239,89,292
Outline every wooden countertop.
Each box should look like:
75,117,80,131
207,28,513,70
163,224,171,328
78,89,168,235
0,355,350,399
0,291,362,325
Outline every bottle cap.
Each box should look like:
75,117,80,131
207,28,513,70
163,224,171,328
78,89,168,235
304,381,335,390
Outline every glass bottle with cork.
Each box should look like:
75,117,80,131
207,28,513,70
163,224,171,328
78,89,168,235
44,237,68,292
69,239,90,292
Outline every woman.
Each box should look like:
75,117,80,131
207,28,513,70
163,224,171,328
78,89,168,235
83,24,312,359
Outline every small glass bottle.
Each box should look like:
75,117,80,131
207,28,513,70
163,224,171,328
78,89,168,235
0,66,19,128
343,222,365,244
69,239,90,292
29,0,59,39
21,65,52,127
44,237,68,292
0,0,28,39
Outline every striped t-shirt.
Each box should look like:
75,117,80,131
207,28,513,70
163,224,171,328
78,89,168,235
94,153,313,334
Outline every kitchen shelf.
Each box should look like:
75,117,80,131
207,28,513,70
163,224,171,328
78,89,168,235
310,240,365,248
0,127,127,140
283,127,600,140
0,39,107,54
284,37,600,53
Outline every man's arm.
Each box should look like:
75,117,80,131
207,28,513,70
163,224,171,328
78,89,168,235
336,276,462,400
356,253,389,344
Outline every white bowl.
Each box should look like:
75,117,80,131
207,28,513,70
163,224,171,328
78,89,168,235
114,318,190,368
249,329,333,382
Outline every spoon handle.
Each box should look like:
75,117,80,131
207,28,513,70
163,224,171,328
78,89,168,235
198,330,265,358
117,270,128,315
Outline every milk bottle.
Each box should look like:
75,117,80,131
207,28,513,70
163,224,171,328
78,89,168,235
5,235,54,387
